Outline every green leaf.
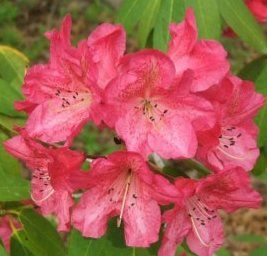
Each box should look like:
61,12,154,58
255,102,267,147
0,133,21,176
238,57,267,148
10,231,34,256
137,0,161,48
68,222,157,256
238,56,267,83
0,163,30,201
217,0,267,53
116,0,149,34
0,46,27,119
0,79,25,117
250,245,267,256
19,209,66,256
0,133,30,201
0,45,28,88
67,229,91,256
185,0,221,39
238,56,267,94
0,114,25,133
0,243,8,256
153,0,185,51
252,153,266,176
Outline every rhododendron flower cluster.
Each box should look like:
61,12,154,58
4,9,264,256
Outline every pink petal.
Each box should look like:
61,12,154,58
147,114,198,159
168,8,197,60
40,190,74,232
197,168,262,212
72,187,118,238
247,0,267,22
159,208,191,256
221,76,265,124
168,9,229,92
88,23,126,89
186,215,224,256
124,197,161,247
115,110,152,157
25,97,91,143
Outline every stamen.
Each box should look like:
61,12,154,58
31,187,54,203
117,172,132,227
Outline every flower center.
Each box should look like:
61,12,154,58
31,167,54,203
105,168,139,228
186,196,217,247
217,126,244,160
55,89,91,109
134,99,168,123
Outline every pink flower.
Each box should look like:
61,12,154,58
104,49,215,159
4,134,88,231
168,8,230,92
16,16,125,143
196,76,264,172
246,0,267,22
0,216,21,252
159,168,262,256
72,151,179,247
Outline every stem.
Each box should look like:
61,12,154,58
185,159,210,176
148,162,175,182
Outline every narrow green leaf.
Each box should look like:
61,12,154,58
217,0,267,53
137,0,161,48
116,0,149,33
185,0,221,39
153,0,185,51
19,209,66,256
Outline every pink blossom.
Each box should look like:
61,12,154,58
104,49,215,159
246,0,267,22
168,8,230,92
16,16,125,143
72,151,179,247
196,76,264,172
159,168,262,256
4,134,88,231
0,216,21,252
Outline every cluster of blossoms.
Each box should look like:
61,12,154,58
3,8,265,256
